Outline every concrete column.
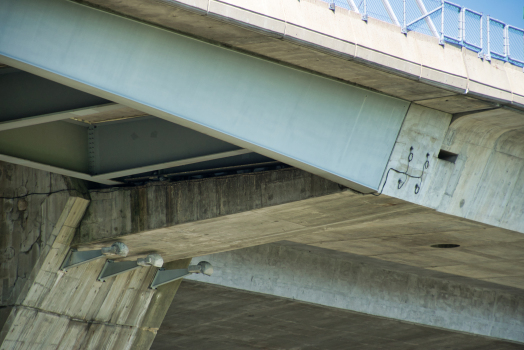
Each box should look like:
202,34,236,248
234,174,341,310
0,162,192,350
131,258,192,350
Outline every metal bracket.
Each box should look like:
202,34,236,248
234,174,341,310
60,242,129,271
97,253,163,281
98,260,140,281
150,261,213,289
438,34,445,46
328,2,335,12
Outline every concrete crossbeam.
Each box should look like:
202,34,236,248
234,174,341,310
154,280,524,349
187,242,524,343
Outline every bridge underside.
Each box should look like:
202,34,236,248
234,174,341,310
1,0,524,348
153,280,523,350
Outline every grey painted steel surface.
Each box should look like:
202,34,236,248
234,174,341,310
97,260,141,281
150,269,191,290
0,121,89,173
90,117,244,175
0,0,409,192
0,68,109,122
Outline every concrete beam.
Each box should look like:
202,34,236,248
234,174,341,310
381,103,524,234
75,167,344,249
188,242,524,343
154,280,524,349
75,167,524,290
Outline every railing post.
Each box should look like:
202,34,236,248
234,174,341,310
485,15,491,61
459,7,465,44
439,0,445,45
362,0,368,21
504,24,509,59
478,13,483,58
401,0,406,33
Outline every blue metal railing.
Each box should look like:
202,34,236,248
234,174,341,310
321,0,524,68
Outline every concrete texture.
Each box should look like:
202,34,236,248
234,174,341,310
0,162,191,350
382,104,524,234
153,280,524,350
0,161,88,308
76,167,342,248
75,0,524,112
77,165,524,289
187,242,524,343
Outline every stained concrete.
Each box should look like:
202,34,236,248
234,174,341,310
78,181,524,288
0,161,88,308
152,280,524,350
382,104,524,234
188,242,524,342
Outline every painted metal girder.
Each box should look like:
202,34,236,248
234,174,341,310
0,0,410,193
0,116,250,184
0,68,110,125
87,117,248,177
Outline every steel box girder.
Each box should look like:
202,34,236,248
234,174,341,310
0,0,410,192
0,68,109,124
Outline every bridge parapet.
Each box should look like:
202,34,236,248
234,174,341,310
75,0,524,113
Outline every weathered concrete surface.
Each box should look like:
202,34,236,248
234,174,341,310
0,189,190,349
188,242,524,343
153,280,524,350
76,0,524,113
130,258,192,350
382,104,524,234
77,166,524,288
0,161,88,309
0,162,194,349
76,168,342,254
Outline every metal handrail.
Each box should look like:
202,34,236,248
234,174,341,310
326,0,524,70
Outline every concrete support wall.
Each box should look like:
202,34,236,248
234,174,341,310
77,168,342,244
188,242,524,343
381,104,524,234
0,163,192,349
0,161,87,311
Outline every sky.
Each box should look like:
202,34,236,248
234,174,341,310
454,0,523,28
